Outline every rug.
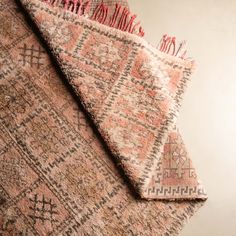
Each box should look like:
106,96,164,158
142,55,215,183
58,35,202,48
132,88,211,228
0,0,207,235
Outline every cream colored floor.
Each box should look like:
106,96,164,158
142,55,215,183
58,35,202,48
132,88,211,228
129,0,236,235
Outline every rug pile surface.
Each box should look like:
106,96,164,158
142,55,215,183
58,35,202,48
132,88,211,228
0,0,206,235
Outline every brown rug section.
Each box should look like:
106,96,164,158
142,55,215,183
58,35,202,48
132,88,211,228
0,0,206,235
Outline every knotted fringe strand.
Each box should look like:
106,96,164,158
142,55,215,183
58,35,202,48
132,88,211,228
43,0,144,37
91,3,144,36
157,34,188,59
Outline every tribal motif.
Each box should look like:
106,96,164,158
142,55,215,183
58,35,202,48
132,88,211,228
0,0,206,235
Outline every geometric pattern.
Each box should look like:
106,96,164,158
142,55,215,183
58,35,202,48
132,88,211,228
0,0,206,235
0,156,27,188
144,130,206,199
19,43,45,68
28,194,58,225
21,0,206,199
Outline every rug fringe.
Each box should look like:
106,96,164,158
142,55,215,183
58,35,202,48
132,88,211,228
43,0,144,37
157,34,188,59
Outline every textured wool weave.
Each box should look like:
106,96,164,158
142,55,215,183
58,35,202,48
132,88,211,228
0,0,206,235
